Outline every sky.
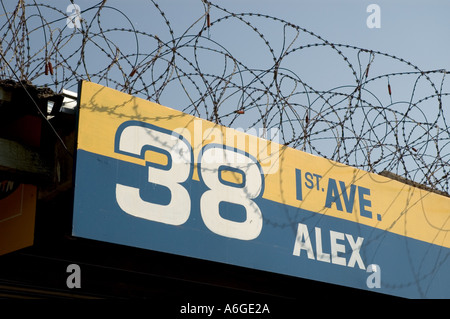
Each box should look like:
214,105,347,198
2,0,449,187
59,0,450,69
24,0,448,108
142,0,450,70
70,0,450,113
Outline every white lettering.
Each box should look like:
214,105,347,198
66,264,81,289
223,304,270,314
116,124,191,226
115,122,265,241
346,234,365,270
190,119,280,173
293,223,366,270
366,264,381,288
366,4,381,29
180,303,214,316
315,227,330,263
330,230,346,266
199,146,263,240
293,223,315,259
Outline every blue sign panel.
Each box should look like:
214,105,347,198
73,81,450,298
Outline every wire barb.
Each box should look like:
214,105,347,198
0,0,448,195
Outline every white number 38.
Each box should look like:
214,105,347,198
115,122,264,241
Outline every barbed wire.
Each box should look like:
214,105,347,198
0,0,448,195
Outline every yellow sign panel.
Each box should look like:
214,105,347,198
74,81,450,298
77,81,450,248
266,146,450,248
0,181,36,256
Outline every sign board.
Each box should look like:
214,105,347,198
0,181,36,256
73,81,450,298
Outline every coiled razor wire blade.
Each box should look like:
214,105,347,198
0,0,449,195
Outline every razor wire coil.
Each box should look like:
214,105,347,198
0,0,448,195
